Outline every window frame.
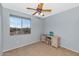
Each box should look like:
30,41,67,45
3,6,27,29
10,14,31,36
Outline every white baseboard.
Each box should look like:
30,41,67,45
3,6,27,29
61,45,79,53
3,40,40,52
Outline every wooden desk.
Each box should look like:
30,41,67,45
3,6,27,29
41,34,61,48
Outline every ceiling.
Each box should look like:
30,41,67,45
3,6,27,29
2,3,79,18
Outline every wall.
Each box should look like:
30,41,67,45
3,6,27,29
44,6,79,53
0,4,2,54
2,8,43,52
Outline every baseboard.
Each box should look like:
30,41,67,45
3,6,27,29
61,45,79,54
3,40,40,52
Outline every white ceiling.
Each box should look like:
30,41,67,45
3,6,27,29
2,3,79,18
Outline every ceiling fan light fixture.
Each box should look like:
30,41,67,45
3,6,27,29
34,12,44,17
27,3,52,17
35,13,39,16
40,12,44,16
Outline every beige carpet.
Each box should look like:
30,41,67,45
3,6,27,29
3,42,79,56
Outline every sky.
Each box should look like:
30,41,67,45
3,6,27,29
10,16,31,28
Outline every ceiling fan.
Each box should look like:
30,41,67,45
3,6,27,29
26,3,52,16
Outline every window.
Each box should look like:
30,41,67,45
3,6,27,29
10,15,31,35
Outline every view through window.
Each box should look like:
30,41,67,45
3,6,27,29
10,15,31,35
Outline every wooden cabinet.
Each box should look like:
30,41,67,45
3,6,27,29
51,36,60,48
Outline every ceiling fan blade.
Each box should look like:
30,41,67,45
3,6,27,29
27,7,36,10
42,9,52,12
